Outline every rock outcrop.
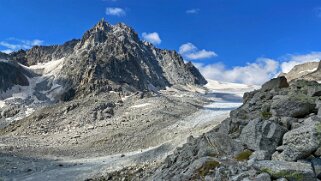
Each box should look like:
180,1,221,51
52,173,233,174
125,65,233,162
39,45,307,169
280,62,319,82
261,76,289,92
109,75,321,180
0,60,34,92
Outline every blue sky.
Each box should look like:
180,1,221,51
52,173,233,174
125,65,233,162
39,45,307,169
1,0,321,84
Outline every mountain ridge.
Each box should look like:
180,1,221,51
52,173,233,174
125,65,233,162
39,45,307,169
0,19,207,100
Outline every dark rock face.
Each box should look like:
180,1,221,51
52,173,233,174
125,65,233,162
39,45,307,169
25,39,79,66
0,52,10,60
9,50,28,65
261,76,289,92
0,61,34,92
185,62,208,85
1,40,79,66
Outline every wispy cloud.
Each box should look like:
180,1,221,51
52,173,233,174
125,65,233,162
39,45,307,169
179,43,217,60
1,49,13,54
195,58,279,85
0,38,43,53
314,7,321,18
106,7,126,16
186,9,200,14
194,52,321,85
142,32,162,45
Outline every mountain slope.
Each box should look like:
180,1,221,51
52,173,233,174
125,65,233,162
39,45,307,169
0,60,34,93
53,19,207,97
280,61,319,82
0,19,206,101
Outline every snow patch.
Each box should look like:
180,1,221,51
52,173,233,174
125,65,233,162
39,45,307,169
298,68,317,74
0,101,5,108
25,107,35,116
131,103,151,108
29,58,64,75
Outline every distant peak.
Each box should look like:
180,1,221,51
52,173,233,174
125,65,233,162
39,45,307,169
93,18,111,31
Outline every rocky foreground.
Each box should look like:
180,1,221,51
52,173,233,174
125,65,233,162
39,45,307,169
90,77,321,181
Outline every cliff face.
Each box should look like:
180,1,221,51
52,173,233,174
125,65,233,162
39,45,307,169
0,61,34,92
25,39,79,66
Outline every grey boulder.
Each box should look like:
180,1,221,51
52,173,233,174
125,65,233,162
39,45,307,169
254,173,271,181
261,76,289,92
274,120,321,161
254,160,315,181
271,95,316,118
239,119,286,153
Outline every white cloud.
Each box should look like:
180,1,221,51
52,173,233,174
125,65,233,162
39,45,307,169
106,7,126,16
142,32,162,45
186,9,200,14
315,7,321,18
179,43,197,54
1,49,13,54
187,50,218,60
192,52,321,85
179,43,217,60
0,38,44,53
280,52,321,73
195,58,279,85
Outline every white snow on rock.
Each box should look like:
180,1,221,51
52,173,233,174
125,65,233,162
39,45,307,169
131,103,151,108
0,101,5,108
29,58,64,76
298,68,317,74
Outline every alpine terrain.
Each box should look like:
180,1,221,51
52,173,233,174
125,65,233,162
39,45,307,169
2,19,321,181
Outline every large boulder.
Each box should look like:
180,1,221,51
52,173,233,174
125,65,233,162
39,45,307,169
152,132,243,181
254,160,315,181
311,158,321,179
239,119,287,153
271,94,316,118
261,76,289,92
273,120,321,161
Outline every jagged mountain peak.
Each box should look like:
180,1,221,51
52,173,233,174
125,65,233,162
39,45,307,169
1,19,207,101
77,20,141,50
93,18,112,32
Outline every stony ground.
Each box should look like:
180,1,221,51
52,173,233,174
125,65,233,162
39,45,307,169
0,88,243,181
122,78,321,181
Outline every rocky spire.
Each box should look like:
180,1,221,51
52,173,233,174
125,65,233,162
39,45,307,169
78,18,112,48
93,18,111,32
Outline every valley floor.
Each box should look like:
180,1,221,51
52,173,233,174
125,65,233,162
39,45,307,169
0,90,242,181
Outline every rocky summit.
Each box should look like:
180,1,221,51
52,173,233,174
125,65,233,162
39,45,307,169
1,19,206,100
